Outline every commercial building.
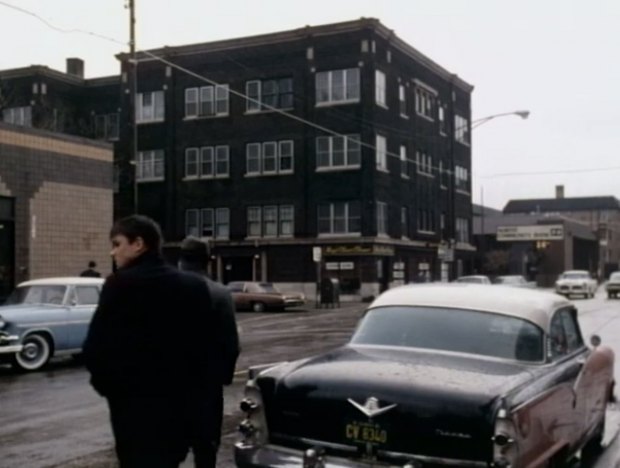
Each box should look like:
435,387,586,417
113,18,475,298
0,122,113,301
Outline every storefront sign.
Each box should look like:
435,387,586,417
324,245,395,256
497,224,564,242
339,262,354,270
326,262,340,270
326,262,355,271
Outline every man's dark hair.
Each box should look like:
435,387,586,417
110,215,163,253
88,261,97,268
178,236,209,272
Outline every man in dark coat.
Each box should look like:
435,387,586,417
178,236,240,465
83,215,220,468
80,260,101,278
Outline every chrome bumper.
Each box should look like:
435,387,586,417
234,442,488,468
0,334,23,354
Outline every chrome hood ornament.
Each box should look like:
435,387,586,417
347,397,397,419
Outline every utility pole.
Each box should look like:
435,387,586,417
129,0,138,213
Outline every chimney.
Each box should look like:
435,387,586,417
555,185,565,199
66,58,84,78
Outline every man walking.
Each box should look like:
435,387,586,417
83,215,221,468
178,236,240,465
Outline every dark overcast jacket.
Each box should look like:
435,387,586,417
83,251,216,398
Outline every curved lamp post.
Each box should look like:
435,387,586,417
472,110,530,129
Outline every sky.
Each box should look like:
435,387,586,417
1,0,619,209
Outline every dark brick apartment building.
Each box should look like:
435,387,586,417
0,18,475,299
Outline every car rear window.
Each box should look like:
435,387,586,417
351,306,544,362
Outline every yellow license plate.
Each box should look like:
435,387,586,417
345,420,388,444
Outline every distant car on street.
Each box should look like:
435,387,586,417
228,281,305,312
555,270,598,298
235,284,615,468
0,277,104,371
454,275,491,284
606,271,620,299
493,275,536,288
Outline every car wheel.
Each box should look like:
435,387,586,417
252,302,266,313
13,333,52,371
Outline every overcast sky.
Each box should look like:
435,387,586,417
1,0,618,209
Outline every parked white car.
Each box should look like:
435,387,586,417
555,270,597,298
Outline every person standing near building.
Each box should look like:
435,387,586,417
178,236,240,465
80,260,101,277
83,215,221,468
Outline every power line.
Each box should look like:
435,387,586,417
480,166,620,180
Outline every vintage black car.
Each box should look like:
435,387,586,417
235,284,615,467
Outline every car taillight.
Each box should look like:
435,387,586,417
493,406,519,467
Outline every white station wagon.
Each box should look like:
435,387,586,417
0,277,104,371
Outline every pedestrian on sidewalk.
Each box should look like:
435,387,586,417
178,236,240,466
83,215,220,468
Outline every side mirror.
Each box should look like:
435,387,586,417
590,335,602,348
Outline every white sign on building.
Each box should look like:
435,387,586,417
497,224,564,242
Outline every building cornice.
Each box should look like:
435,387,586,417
120,18,473,93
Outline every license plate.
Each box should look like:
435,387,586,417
345,420,388,444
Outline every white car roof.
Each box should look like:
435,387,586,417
562,270,589,275
369,284,571,332
18,277,105,287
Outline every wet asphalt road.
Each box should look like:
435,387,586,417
0,302,364,467
1,293,620,467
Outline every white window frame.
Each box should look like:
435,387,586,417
400,145,408,178
245,78,294,112
215,208,230,239
316,134,361,170
318,201,361,236
414,85,435,121
185,209,199,236
247,207,262,237
455,165,469,192
136,91,164,123
401,207,409,238
315,68,360,106
246,205,295,238
416,151,433,177
375,70,387,107
2,106,32,127
455,114,470,145
94,113,119,140
457,217,469,243
137,150,164,182
185,85,229,118
185,148,199,178
184,146,229,179
399,84,408,117
245,141,294,176
376,135,387,171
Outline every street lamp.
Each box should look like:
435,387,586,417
474,110,530,275
472,110,530,129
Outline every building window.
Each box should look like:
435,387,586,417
246,78,293,112
401,207,409,238
417,209,436,233
455,165,469,192
315,68,360,105
136,91,164,123
456,217,469,243
377,201,388,235
375,70,387,107
439,161,447,188
246,205,294,238
438,104,447,134
415,86,435,120
318,201,361,235
376,135,387,171
416,151,433,176
185,85,229,118
399,84,407,116
185,146,229,179
94,113,119,140
455,114,470,144
137,150,164,181
185,207,229,239
2,106,32,127
400,145,408,177
185,209,200,237
316,134,361,169
246,140,294,176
